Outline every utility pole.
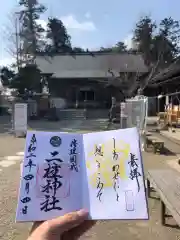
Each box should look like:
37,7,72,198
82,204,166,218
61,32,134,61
27,0,36,62
15,10,24,69
15,0,37,65
16,0,46,65
15,16,20,70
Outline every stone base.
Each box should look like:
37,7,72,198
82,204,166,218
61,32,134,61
14,131,26,138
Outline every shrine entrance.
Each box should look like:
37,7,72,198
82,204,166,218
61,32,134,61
79,89,95,101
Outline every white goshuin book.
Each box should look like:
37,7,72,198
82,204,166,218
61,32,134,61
16,128,149,222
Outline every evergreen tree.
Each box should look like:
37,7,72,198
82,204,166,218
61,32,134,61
18,0,47,57
46,17,72,53
0,67,15,86
133,16,156,65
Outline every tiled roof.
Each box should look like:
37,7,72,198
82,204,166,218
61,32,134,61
36,53,148,78
150,64,180,84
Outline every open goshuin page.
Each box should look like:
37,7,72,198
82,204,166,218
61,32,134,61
16,128,149,222
16,131,84,222
82,127,148,220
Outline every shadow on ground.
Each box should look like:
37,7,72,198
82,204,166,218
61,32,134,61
0,117,119,136
0,116,12,134
162,147,177,156
28,119,112,133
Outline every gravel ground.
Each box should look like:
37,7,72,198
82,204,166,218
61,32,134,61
0,119,180,239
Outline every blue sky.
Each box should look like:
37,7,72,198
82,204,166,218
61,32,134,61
0,0,178,66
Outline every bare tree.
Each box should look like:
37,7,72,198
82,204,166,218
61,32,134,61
1,9,27,70
2,11,19,67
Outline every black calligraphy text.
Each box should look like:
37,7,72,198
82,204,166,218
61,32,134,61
40,151,63,212
94,145,103,156
69,139,78,172
22,134,37,215
96,160,104,202
128,153,141,192
112,138,120,201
